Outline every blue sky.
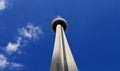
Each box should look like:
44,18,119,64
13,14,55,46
0,0,120,71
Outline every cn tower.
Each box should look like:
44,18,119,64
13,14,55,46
50,16,78,71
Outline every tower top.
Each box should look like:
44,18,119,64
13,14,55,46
51,16,68,33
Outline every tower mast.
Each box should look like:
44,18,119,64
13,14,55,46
50,17,78,71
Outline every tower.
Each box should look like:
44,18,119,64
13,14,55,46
50,16,78,71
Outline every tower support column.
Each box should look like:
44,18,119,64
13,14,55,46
50,17,78,71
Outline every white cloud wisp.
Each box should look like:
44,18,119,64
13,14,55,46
0,23,42,70
0,0,7,11
18,23,42,40
6,37,21,54
5,23,42,54
0,54,23,70
0,54,8,69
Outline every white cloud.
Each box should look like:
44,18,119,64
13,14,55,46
19,28,32,39
5,23,42,54
6,37,22,54
0,54,8,69
0,54,23,70
0,23,42,70
8,62,23,70
18,23,42,40
0,0,7,11
10,62,23,68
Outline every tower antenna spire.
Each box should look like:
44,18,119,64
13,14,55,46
57,15,61,17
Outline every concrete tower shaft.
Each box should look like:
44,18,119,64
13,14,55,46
50,17,78,71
